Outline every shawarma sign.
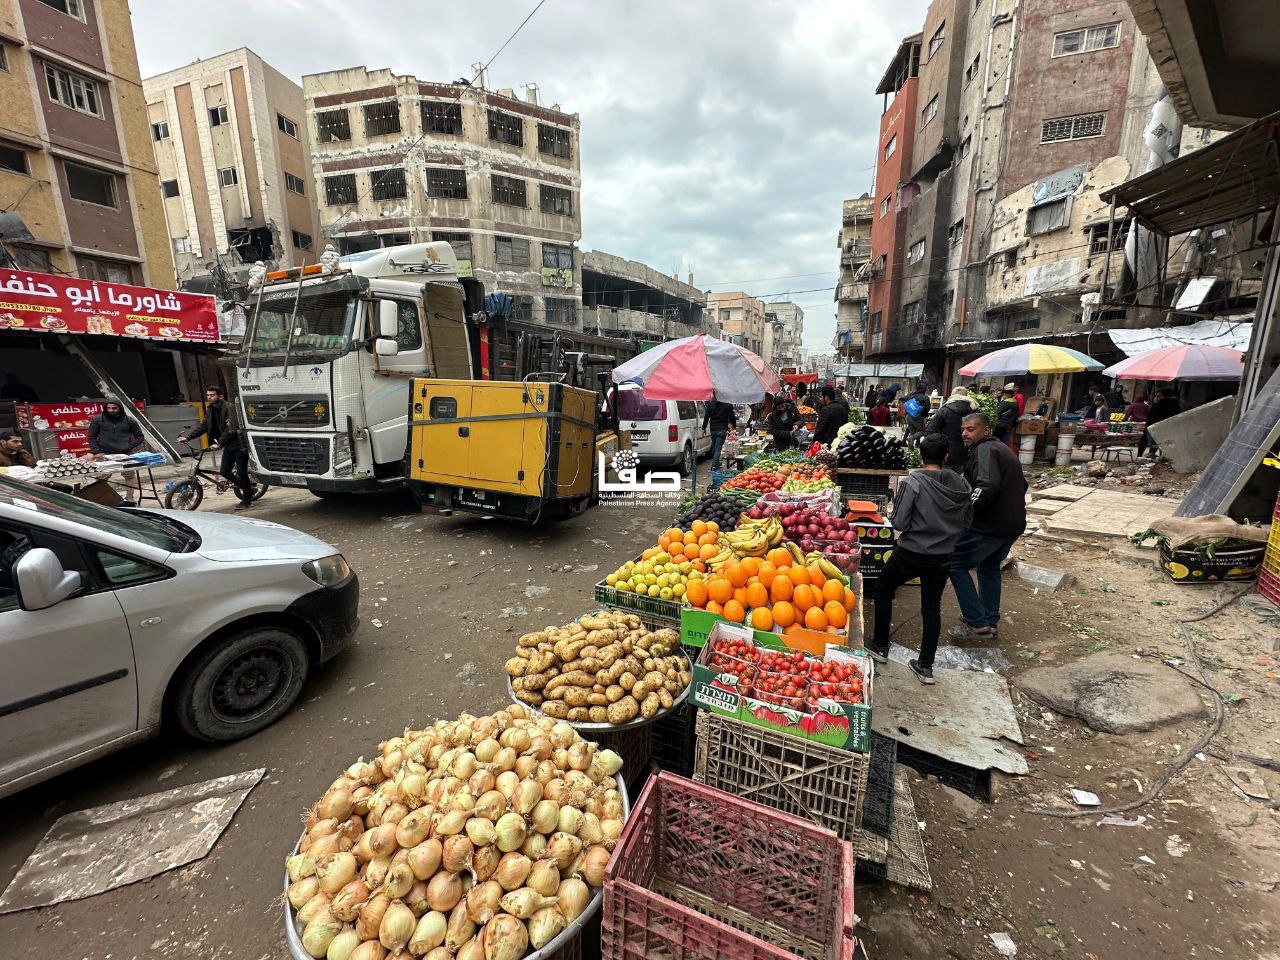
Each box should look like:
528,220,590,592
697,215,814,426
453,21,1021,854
0,268,219,343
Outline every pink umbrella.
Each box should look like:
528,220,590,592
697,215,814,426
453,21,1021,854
611,334,781,402
1103,344,1243,381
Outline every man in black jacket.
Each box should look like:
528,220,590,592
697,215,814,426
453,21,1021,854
948,412,1027,640
994,387,1020,446
87,401,143,456
927,386,973,470
1139,387,1182,457
179,386,253,509
767,396,800,450
813,383,850,446
703,399,737,468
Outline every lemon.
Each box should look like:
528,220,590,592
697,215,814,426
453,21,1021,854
616,581,632,593
606,574,618,586
659,587,674,600
645,574,657,586
672,583,687,597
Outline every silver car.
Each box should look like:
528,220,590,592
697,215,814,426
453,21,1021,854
0,477,358,799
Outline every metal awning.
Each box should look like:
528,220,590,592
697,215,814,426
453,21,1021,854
832,362,925,378
1107,317,1253,357
1099,111,1280,236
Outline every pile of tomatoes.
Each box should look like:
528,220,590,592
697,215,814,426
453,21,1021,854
707,637,760,687
808,659,865,703
721,468,786,493
706,637,866,705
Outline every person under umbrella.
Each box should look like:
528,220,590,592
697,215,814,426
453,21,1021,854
994,387,1020,446
1139,388,1182,457
767,394,800,450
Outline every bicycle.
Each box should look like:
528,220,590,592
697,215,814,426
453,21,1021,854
164,441,270,510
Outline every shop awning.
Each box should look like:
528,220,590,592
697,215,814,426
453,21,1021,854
831,362,925,378
780,372,818,384
1099,111,1280,236
1107,317,1253,357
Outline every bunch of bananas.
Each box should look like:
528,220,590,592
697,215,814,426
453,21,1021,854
804,549,850,585
722,515,784,557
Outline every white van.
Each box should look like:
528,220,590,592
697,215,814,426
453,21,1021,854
613,385,711,475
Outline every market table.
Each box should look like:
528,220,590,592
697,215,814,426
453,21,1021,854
1075,430,1141,460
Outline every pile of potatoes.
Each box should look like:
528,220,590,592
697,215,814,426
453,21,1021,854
506,611,692,725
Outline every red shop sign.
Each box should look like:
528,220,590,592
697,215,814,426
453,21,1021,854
0,268,219,343
16,400,147,430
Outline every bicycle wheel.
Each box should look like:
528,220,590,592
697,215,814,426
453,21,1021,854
165,479,204,510
250,476,270,501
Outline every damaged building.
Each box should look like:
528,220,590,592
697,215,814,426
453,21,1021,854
581,250,708,344
144,48,321,293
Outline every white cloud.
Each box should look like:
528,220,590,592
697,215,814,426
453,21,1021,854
132,0,927,356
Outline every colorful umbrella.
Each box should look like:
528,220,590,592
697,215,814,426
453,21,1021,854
1103,343,1243,381
958,343,1103,378
611,334,781,403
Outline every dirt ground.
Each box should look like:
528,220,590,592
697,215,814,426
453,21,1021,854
0,478,1276,959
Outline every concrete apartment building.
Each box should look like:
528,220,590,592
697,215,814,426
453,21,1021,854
834,196,873,359
581,250,706,341
143,48,322,289
764,301,804,369
303,66,582,330
708,291,766,357
0,0,173,286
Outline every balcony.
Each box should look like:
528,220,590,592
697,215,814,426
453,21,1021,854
582,306,702,340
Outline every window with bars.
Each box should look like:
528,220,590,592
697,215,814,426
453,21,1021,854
1052,23,1119,57
151,121,169,141
1041,112,1105,142
217,167,238,188
161,179,179,198
545,298,576,327
285,171,306,195
1013,315,1040,331
884,134,897,159
901,300,922,324
1027,198,1068,235
537,123,571,158
539,184,573,216
371,168,407,201
488,109,523,146
324,173,357,205
433,231,472,261
45,64,100,117
927,22,946,58
209,104,229,126
316,109,351,143
292,230,313,252
512,295,533,322
907,239,925,264
491,174,526,207
495,236,530,267
65,161,117,207
542,243,573,270
1088,219,1129,256
420,100,462,134
277,113,299,138
921,95,938,125
426,167,467,199
363,101,401,137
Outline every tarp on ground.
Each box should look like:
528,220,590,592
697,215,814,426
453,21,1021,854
831,362,925,378
1108,317,1253,357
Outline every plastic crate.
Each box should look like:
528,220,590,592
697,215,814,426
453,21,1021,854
594,578,683,624
581,722,652,791
710,468,740,490
861,731,897,840
650,699,697,778
603,772,856,960
693,711,869,844
835,468,904,504
895,739,988,799
1256,492,1280,609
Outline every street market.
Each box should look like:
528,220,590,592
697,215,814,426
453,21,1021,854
2,1,1280,959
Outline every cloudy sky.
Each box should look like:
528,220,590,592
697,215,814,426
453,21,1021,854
133,0,927,356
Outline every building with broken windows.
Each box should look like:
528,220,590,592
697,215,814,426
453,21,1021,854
143,48,322,293
302,66,582,331
834,197,873,359
0,0,173,287
707,291,767,358
580,250,707,343
764,301,804,370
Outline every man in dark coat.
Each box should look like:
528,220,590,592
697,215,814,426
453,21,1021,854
703,399,737,469
179,386,254,508
813,383,850,446
1139,387,1183,457
994,387,1020,445
767,396,800,450
926,386,974,471
87,401,143,456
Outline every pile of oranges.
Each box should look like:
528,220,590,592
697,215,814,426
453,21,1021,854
685,547,857,635
641,521,722,572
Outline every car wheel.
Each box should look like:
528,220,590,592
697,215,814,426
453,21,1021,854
164,479,203,510
173,627,309,742
679,443,694,476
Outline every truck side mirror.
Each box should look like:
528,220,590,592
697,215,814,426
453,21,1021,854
376,301,399,356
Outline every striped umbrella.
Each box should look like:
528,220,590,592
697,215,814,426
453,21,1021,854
958,343,1103,377
1103,343,1243,381
611,334,781,403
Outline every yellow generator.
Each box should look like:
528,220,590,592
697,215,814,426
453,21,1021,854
406,379,599,522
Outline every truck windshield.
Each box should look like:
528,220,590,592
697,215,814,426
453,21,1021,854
243,283,359,365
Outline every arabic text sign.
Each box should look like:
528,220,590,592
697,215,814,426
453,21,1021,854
16,400,146,431
0,268,219,343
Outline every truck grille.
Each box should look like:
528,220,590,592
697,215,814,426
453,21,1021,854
243,395,329,427
253,436,330,475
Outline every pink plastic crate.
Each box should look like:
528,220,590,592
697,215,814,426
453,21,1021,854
602,772,854,960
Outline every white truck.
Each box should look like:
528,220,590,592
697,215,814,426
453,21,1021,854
237,242,482,496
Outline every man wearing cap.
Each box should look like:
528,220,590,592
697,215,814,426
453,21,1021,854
926,385,974,471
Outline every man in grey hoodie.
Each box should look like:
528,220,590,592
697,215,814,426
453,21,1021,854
866,433,973,684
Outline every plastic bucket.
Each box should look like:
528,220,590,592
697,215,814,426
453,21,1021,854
1054,431,1076,466
1018,433,1036,466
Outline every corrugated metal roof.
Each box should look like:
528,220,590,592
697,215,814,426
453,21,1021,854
1099,111,1280,235
1107,317,1254,357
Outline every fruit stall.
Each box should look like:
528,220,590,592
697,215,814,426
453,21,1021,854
282,442,874,960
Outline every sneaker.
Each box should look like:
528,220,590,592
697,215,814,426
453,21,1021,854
908,659,935,684
865,643,889,664
947,623,993,642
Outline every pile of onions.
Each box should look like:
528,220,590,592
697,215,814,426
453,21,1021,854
286,704,625,959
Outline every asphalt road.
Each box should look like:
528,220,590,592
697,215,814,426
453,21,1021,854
0,485,675,959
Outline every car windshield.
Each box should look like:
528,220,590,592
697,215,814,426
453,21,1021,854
614,388,666,421
243,280,360,365
0,477,195,552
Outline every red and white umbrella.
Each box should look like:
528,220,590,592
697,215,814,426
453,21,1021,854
1103,344,1243,381
611,334,781,403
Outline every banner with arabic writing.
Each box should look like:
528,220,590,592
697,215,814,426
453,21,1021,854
0,268,219,343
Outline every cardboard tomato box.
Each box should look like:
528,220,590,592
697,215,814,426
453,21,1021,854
690,620,874,753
